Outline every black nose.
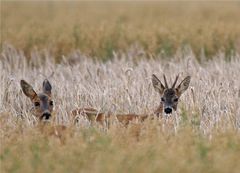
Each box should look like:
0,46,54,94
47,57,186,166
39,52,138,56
164,108,172,114
42,112,51,120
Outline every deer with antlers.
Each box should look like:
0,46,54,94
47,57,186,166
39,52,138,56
72,74,191,125
152,74,191,116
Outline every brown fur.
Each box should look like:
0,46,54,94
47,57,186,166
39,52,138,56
152,74,191,115
71,108,149,126
20,79,70,144
71,75,190,125
20,79,53,121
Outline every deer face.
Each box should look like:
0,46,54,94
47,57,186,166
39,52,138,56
152,74,191,114
20,79,53,121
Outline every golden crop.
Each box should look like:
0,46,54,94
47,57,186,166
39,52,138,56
1,45,240,172
1,2,240,172
2,1,240,60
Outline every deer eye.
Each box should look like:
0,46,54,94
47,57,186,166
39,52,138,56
34,102,40,107
161,97,165,102
174,98,179,102
49,101,53,106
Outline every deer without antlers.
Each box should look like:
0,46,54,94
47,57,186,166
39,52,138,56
20,79,53,121
20,79,67,144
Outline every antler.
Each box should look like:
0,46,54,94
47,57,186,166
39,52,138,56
172,74,179,88
163,74,169,88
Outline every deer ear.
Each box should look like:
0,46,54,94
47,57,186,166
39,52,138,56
176,76,191,95
43,79,52,95
20,80,37,99
152,74,165,95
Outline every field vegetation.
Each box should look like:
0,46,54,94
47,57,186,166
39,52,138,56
1,1,240,173
1,45,240,172
1,1,240,60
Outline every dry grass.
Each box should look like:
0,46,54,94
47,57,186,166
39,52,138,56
1,45,240,172
1,1,240,172
1,1,240,60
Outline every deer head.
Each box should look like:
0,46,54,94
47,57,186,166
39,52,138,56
20,79,53,121
152,74,191,114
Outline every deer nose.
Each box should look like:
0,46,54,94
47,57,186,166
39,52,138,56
164,108,172,114
42,112,51,120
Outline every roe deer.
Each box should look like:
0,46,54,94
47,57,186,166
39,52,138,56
20,79,53,121
152,74,191,116
71,108,148,126
20,79,68,144
72,74,190,125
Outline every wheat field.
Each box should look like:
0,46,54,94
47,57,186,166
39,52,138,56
1,1,240,173
2,1,240,60
1,45,240,173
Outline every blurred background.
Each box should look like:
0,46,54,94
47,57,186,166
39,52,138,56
1,3,240,172
1,1,240,61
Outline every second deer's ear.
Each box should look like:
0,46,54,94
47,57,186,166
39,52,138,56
43,79,52,95
176,76,191,95
20,80,37,100
152,74,165,95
